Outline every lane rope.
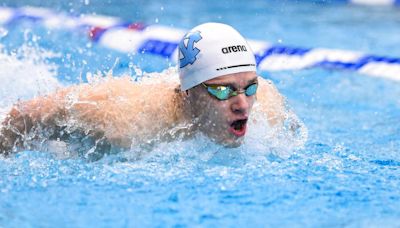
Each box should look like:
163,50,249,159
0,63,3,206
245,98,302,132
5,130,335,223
1,6,399,81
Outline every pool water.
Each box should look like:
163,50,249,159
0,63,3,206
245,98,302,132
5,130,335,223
1,0,400,227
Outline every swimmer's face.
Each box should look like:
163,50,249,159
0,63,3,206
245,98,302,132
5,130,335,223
187,71,257,147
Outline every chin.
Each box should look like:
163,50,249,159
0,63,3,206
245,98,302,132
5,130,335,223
220,137,244,148
201,127,244,148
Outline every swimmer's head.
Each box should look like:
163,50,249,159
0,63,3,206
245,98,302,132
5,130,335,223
179,23,258,147
178,22,256,91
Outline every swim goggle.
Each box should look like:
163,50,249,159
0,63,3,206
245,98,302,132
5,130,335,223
201,82,258,100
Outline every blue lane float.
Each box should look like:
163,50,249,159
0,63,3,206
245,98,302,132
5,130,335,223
1,6,399,81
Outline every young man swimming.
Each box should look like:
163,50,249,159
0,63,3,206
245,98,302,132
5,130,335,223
0,23,291,157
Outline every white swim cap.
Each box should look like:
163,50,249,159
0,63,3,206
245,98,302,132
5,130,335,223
178,22,257,91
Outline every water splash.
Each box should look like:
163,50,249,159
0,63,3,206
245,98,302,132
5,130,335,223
0,27,8,40
0,44,62,118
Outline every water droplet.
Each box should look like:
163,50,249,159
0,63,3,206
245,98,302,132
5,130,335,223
0,27,8,39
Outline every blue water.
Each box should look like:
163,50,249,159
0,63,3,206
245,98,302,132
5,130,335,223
1,0,400,227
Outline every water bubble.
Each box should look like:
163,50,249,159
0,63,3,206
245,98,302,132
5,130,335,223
129,62,143,77
155,18,159,23
23,29,32,42
32,34,39,43
84,0,90,5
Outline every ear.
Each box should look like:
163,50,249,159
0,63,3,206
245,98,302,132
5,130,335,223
180,90,189,98
183,86,201,102
180,88,190,98
175,86,188,95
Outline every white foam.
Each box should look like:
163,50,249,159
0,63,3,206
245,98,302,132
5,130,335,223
0,45,62,109
245,102,308,159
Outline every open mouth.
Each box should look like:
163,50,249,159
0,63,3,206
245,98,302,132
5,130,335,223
229,118,248,137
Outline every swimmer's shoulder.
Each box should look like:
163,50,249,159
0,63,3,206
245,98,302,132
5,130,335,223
66,76,178,100
257,77,283,103
255,77,286,126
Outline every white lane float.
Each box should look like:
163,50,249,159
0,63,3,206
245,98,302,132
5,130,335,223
349,0,400,6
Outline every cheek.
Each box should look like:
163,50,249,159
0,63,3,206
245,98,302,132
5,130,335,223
211,101,229,114
248,96,256,109
202,100,230,123
191,94,210,115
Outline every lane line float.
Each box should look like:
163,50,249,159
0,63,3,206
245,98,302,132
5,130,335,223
1,6,399,81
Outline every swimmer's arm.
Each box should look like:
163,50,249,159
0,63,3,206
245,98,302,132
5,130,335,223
0,89,70,155
256,77,286,126
0,80,123,155
0,79,126,155
256,78,305,136
67,78,182,147
0,77,182,154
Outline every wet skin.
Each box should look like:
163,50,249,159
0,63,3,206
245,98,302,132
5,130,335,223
0,72,286,155
184,71,258,147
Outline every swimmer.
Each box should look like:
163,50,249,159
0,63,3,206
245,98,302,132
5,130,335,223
0,23,296,157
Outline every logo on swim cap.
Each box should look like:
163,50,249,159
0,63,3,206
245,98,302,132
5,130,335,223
221,45,247,54
179,31,202,68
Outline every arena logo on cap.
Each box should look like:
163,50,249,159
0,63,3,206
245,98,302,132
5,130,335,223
179,31,202,68
221,45,247,54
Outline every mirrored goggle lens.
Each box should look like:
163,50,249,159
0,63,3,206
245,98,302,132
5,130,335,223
245,83,258,96
207,86,232,100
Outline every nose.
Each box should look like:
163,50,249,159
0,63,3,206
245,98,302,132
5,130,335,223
230,93,250,115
